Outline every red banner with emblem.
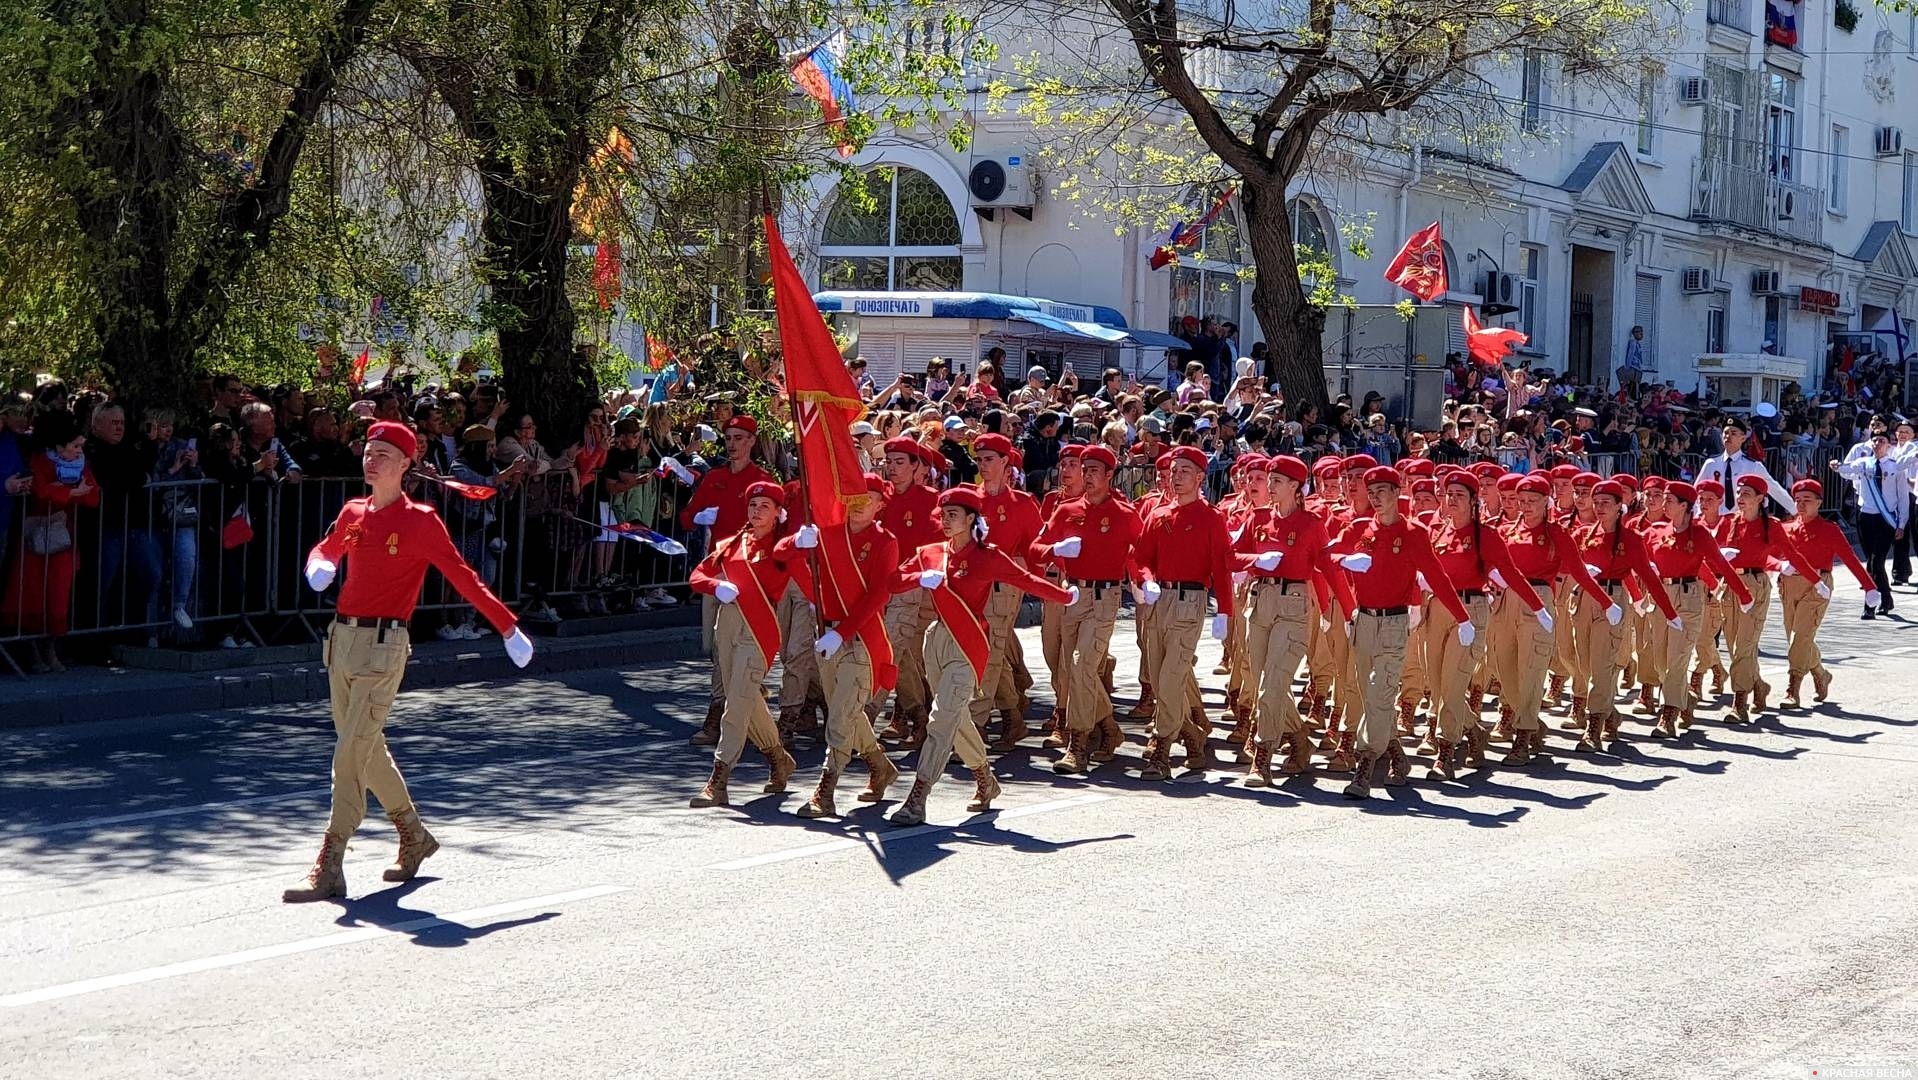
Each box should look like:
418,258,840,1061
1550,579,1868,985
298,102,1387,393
1384,221,1448,302
765,212,868,528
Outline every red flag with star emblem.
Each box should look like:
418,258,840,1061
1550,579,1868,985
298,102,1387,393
764,212,868,527
1384,221,1448,302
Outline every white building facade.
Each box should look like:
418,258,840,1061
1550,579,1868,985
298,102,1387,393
787,0,1918,406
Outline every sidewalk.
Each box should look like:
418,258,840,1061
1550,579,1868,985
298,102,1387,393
0,611,705,731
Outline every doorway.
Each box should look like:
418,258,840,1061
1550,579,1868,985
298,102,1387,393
1568,245,1617,387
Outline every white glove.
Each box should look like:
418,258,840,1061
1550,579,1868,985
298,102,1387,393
1254,551,1282,572
1865,589,1883,608
693,507,719,527
696,423,717,444
777,508,788,524
794,524,820,549
1051,536,1083,558
1231,571,1248,587
1488,568,1508,589
503,627,534,668
1457,621,1476,647
1345,620,1357,642
1065,585,1081,606
1535,609,1554,634
1229,527,1245,544
815,629,844,658
1719,548,1741,563
1635,598,1654,617
1585,564,1603,579
713,580,739,604
1140,580,1161,605
1338,553,1373,573
1319,616,1332,633
1777,563,1797,578
1667,615,1684,631
304,556,336,592
1814,581,1831,600
661,456,697,485
1210,613,1229,640
1605,604,1623,626
1738,598,1753,614
918,569,946,590
1416,571,1430,594
1408,605,1423,629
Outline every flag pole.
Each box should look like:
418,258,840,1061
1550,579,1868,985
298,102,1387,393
762,184,829,651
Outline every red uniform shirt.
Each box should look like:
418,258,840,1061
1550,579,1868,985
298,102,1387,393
311,496,517,633
777,521,900,690
1721,514,1821,579
691,527,806,667
895,539,1072,681
1232,504,1355,616
679,461,775,535
1133,497,1240,616
1334,516,1469,624
1034,493,1142,581
1574,519,1678,621
1497,519,1608,607
979,482,1043,566
880,482,943,552
1430,518,1545,611
1646,521,1753,605
1781,515,1873,590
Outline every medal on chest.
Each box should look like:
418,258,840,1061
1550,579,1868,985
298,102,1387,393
385,532,400,557
1099,515,1112,534
903,512,914,530
1286,531,1297,549
857,541,871,563
996,506,1007,523
1391,537,1403,554
953,559,969,579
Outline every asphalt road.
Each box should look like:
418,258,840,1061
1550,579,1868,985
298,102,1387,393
3,578,1915,1080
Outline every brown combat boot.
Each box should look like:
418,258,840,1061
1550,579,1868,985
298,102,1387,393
1547,673,1566,712
879,709,909,741
1688,668,1704,703
1463,725,1490,768
1732,691,1751,724
1753,681,1770,713
1427,738,1457,781
1633,685,1658,715
1396,697,1418,736
1811,667,1832,703
383,809,440,883
992,710,1030,752
796,769,840,819
1242,740,1275,788
966,765,1002,812
1054,728,1092,775
1328,730,1356,772
1281,728,1315,776
1383,741,1410,786
1128,687,1156,718
1228,710,1253,747
1560,695,1588,730
1342,752,1377,799
1494,704,1516,741
1316,722,1341,753
889,776,932,826
282,834,348,903
690,699,722,746
690,759,732,807
1093,715,1124,762
1652,705,1679,739
901,713,929,751
1502,729,1535,765
1783,675,1803,708
1488,678,1503,700
763,745,798,793
1619,663,1635,691
1043,708,1068,749
1180,717,1214,772
859,749,899,803
1467,683,1485,716
1576,713,1604,753
1418,714,1440,755
1603,713,1621,742
1139,736,1173,781
1711,666,1727,697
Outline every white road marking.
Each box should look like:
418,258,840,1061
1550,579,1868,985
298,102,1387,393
0,884,628,1008
705,793,1113,871
1885,645,1918,656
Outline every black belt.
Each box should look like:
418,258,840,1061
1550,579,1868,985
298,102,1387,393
335,615,407,642
1662,576,1697,584
1597,577,1626,586
1737,568,1767,576
1458,589,1486,600
1161,580,1207,591
1358,605,1408,617
1069,578,1120,589
1251,578,1308,594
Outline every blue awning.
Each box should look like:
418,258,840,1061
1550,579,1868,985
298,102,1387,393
1122,328,1190,349
1010,312,1130,343
812,290,1128,327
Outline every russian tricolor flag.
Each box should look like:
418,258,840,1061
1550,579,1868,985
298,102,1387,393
790,38,856,159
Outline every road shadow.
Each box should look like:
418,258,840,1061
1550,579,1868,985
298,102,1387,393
330,878,561,948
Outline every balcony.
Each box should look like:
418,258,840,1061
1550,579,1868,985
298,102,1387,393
1707,0,1749,31
1689,159,1825,246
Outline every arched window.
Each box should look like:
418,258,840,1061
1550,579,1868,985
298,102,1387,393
1287,196,1340,293
1168,193,1247,335
819,167,963,290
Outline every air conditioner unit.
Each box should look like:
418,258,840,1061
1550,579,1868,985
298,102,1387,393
1876,126,1904,158
1775,187,1797,221
1751,270,1783,295
1480,270,1519,316
1682,266,1714,293
967,152,1035,217
1677,75,1713,105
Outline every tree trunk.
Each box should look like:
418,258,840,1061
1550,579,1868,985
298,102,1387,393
1238,181,1329,415
479,161,599,447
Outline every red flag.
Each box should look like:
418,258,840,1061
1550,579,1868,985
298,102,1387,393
1150,186,1236,271
1385,221,1448,302
763,212,867,527
437,478,498,501
592,239,621,310
1462,306,1528,367
349,348,371,393
644,333,675,372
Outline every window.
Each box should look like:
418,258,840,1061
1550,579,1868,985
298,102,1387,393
1521,51,1546,134
1636,69,1659,157
1829,125,1849,214
1904,151,1918,234
1167,193,1246,334
1286,197,1337,291
1765,70,1798,181
819,166,963,291
1518,244,1545,340
1634,273,1660,375
1763,294,1786,354
1707,301,1727,354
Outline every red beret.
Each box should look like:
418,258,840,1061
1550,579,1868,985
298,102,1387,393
1666,481,1696,504
1696,479,1725,497
1735,474,1768,495
1362,465,1400,488
1081,446,1118,470
1411,478,1437,495
1402,458,1437,477
937,485,983,513
1573,471,1601,487
917,442,948,471
724,414,758,437
1642,475,1668,491
973,433,1013,458
1341,454,1379,474
1155,451,1175,470
744,480,784,506
1592,479,1628,501
1471,461,1504,479
1268,455,1308,484
883,436,924,461
1235,454,1267,473
1442,469,1477,492
1792,479,1822,498
1548,464,1580,481
1313,456,1343,477
1167,446,1207,470
864,472,892,498
366,421,418,460
1515,474,1551,496
1058,443,1085,460
1496,472,1522,491
1009,448,1024,469
1613,473,1640,493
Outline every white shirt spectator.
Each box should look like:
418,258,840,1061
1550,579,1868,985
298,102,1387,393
1836,444,1918,528
1696,449,1793,514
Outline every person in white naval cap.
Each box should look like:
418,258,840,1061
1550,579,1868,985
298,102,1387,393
1696,414,1793,514
1832,428,1918,618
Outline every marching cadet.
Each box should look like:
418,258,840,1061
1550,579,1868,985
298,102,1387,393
1397,473,1442,737
1302,455,1347,737
970,434,1045,749
1131,445,1239,780
873,437,944,748
1629,475,1673,716
1719,475,1824,723
1645,481,1752,738
685,482,802,808
1778,479,1880,706
782,473,902,819
1318,453,1379,771
285,421,536,902
1420,467,1545,780
1128,453,1175,723
1038,444,1086,749
1331,467,1469,798
1220,455,1270,744
1232,455,1353,786
680,415,776,747
1491,474,1615,764
1032,445,1142,773
775,478,826,745
889,487,1074,826
1571,479,1677,752
1543,465,1582,715
1689,479,1733,707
